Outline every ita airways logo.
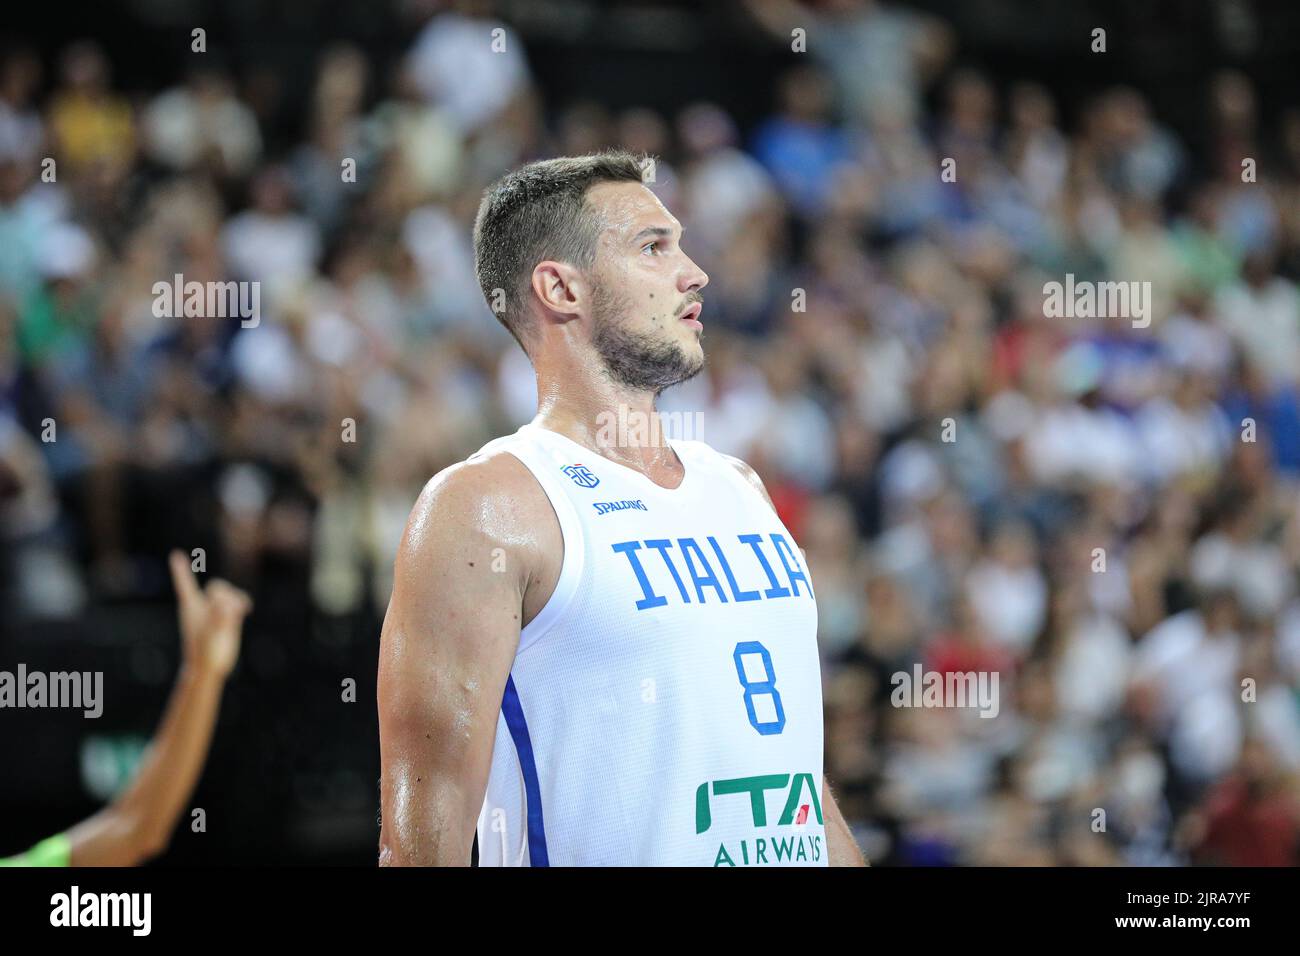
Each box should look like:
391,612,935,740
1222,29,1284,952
562,464,600,488
695,773,823,834
695,772,825,867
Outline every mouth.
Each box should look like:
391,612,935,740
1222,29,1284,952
678,302,703,328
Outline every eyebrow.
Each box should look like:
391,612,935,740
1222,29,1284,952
630,224,682,244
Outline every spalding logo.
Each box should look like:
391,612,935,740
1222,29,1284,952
593,499,648,515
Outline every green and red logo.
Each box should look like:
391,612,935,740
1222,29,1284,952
695,772,824,833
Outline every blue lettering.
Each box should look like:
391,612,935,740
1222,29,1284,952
592,499,647,515
644,539,691,603
707,536,760,602
677,537,729,604
771,534,812,599
738,534,790,599
612,541,667,610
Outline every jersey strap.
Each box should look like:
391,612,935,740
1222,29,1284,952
468,424,587,655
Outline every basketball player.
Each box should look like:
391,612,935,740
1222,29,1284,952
378,150,865,866
1,552,251,866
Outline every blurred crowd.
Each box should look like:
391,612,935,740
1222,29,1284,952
2,0,1299,865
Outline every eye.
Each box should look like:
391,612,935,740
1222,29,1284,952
641,241,660,256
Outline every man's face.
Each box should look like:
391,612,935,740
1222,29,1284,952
584,181,709,393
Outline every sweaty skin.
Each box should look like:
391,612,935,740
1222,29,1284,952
377,452,560,866
377,179,866,866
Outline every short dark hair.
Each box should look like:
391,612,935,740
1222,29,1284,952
472,149,648,352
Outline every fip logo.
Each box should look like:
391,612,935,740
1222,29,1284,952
562,464,600,488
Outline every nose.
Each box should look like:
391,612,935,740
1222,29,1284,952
679,253,709,295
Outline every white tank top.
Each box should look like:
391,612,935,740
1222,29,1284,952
471,422,826,866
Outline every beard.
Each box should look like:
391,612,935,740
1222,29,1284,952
590,281,704,394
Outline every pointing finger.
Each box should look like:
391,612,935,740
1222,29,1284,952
169,549,203,607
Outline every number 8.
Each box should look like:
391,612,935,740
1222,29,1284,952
733,641,785,735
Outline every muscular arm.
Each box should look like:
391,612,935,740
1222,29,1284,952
66,667,228,866
725,454,869,866
67,553,251,866
823,781,868,866
377,454,556,866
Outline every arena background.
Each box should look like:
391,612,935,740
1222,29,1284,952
2,0,1300,866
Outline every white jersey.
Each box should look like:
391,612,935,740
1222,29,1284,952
471,422,826,866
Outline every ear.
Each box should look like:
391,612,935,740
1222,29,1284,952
530,260,586,321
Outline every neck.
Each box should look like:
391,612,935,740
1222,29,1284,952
531,354,676,469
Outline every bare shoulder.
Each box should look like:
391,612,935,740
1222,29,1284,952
410,448,549,534
718,451,777,513
397,446,558,582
